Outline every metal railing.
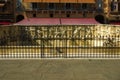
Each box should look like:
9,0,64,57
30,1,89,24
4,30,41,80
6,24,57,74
0,24,120,58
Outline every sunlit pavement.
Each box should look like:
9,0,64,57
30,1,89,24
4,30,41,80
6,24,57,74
0,59,120,80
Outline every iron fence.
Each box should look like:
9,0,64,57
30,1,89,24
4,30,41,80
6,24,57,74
0,24,120,58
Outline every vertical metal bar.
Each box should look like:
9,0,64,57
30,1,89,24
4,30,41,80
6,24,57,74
84,26,86,58
72,26,74,58
55,26,57,58
47,26,49,58
65,26,67,58
41,26,43,58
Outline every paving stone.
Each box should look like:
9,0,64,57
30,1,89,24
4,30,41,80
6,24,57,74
0,59,120,80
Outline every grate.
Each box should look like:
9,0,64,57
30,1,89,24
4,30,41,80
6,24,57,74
0,24,120,59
